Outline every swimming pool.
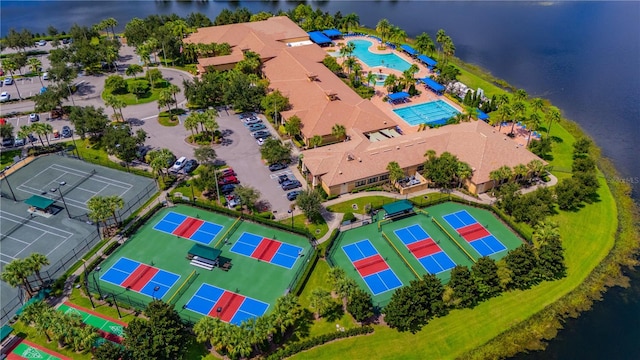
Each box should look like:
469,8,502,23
348,39,412,72
393,100,460,126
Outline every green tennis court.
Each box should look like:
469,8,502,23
58,302,125,342
425,202,524,261
7,339,70,360
90,205,314,324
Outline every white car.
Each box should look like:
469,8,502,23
256,138,265,146
171,156,187,172
0,92,9,102
42,72,49,81
3,77,13,85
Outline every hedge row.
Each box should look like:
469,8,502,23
122,202,164,237
266,326,374,360
291,247,320,296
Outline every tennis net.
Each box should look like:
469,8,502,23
411,240,438,252
51,169,97,201
127,265,154,289
459,225,482,236
356,255,385,271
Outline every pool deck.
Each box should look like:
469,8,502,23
328,36,463,135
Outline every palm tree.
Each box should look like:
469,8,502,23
341,13,360,32
184,113,199,138
125,64,143,79
103,17,118,39
366,72,377,88
158,88,175,113
545,106,561,138
168,84,181,111
386,161,405,187
498,165,513,185
530,97,545,115
496,103,512,132
309,288,333,318
456,162,473,189
2,58,23,99
18,125,33,147
42,123,54,146
1,259,35,299
309,135,322,148
331,124,347,141
20,301,54,342
513,88,528,102
526,112,542,146
527,159,545,179
27,57,44,86
343,56,357,75
104,94,127,122
375,19,391,46
383,73,398,94
271,294,303,338
30,123,47,147
513,164,528,184
509,101,527,134
26,253,49,288
106,195,124,225
148,148,174,180
388,26,407,46
87,196,111,231
436,29,447,59
168,19,190,40
532,221,560,249
339,41,355,59
415,32,436,56
442,36,456,64
489,169,502,193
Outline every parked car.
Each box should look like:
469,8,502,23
182,159,199,174
281,180,302,191
248,123,266,132
221,184,235,194
252,130,271,139
0,92,9,102
3,77,13,85
218,175,239,185
14,138,25,147
61,126,72,138
1,138,14,147
218,168,235,177
61,38,70,44
243,118,262,126
239,112,256,119
27,134,37,143
287,190,302,201
269,163,288,172
171,156,187,172
29,113,40,122
226,194,239,208
37,40,47,46
256,138,266,146
41,72,49,81
52,129,60,138
278,174,291,184
136,146,150,161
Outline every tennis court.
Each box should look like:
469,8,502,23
153,211,223,245
6,339,70,360
230,232,303,269
443,210,507,256
393,224,456,274
342,239,403,295
0,155,156,326
184,284,269,325
90,204,314,325
58,302,126,343
100,257,180,299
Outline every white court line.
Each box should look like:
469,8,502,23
2,235,31,246
13,232,49,258
13,185,88,210
51,164,134,189
0,210,73,238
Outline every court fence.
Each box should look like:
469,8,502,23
1,228,102,326
431,217,477,263
381,231,421,279
289,247,320,296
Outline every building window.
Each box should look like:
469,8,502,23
417,164,424,172
355,179,366,187
379,174,389,181
368,176,379,184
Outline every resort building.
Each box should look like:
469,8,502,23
185,17,544,195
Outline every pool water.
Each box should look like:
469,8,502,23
393,100,460,126
348,39,412,72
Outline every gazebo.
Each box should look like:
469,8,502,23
388,91,410,104
25,195,56,215
420,77,445,95
307,31,333,46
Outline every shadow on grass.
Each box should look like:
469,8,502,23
323,301,345,322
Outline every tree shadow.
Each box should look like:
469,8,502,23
75,83,95,96
286,309,314,343
323,301,345,322
550,135,563,143
127,118,145,126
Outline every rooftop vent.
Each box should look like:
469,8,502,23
307,72,318,81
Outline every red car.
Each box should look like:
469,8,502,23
218,168,235,177
218,175,239,185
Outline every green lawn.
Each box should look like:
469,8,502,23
102,78,169,106
158,109,185,127
327,196,396,214
281,214,329,239
1,149,21,168
68,287,138,323
292,178,617,359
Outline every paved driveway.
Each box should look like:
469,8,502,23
214,112,305,218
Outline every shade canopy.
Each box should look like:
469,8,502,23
25,195,55,210
308,31,332,44
400,44,417,56
476,109,490,120
421,77,445,93
322,29,343,37
388,92,410,101
417,54,437,67
188,244,221,261
382,200,414,218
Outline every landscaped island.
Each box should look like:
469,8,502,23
0,5,637,360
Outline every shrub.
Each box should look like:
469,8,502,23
343,212,356,223
266,326,374,359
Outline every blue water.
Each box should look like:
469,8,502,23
348,39,412,72
393,100,460,126
0,1,638,357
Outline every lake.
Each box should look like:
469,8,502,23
1,1,639,357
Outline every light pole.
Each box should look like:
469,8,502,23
0,170,17,201
189,183,195,203
51,181,70,218
92,266,103,300
81,259,95,309
288,206,295,230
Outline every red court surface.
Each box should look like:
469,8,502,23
458,224,491,242
209,292,244,322
252,239,281,262
354,254,388,277
408,239,441,258
121,265,158,291
173,218,204,237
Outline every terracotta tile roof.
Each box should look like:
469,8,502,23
303,121,544,186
